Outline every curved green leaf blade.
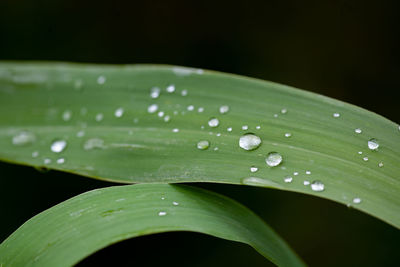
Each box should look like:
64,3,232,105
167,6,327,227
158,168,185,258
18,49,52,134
0,62,399,228
0,183,304,267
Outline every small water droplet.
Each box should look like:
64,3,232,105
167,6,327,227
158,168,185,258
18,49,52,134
172,201,179,206
150,87,161,98
197,140,210,150
158,211,167,216
148,104,158,114
133,118,139,124
97,75,106,85
303,180,310,186
187,105,194,111
284,133,292,138
256,125,261,130
250,166,258,173
213,147,219,151
284,176,293,183
293,172,299,176
12,131,36,146
378,162,384,167
172,128,179,133
363,156,369,161
367,138,379,150
62,110,72,121
56,158,65,164
219,105,229,114
227,127,232,132
306,170,311,175
44,158,51,165
281,108,287,114
158,111,165,117
181,89,188,96
242,125,248,130
161,197,165,200
74,79,83,90
76,130,85,138
239,133,262,151
198,107,204,113
353,197,362,204
164,115,171,122
273,114,278,118
333,113,340,118
32,151,39,158
216,133,221,137
95,113,104,122
51,140,67,153
166,84,175,93
208,118,219,127
310,180,325,192
355,128,362,134
83,138,105,150
358,151,363,155
266,152,283,167
114,107,124,118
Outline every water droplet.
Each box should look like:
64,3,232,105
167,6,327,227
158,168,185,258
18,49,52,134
95,113,104,122
303,180,310,186
181,89,188,96
310,180,325,192
56,158,65,164
157,111,165,117
133,118,139,124
213,147,219,151
358,151,363,155
114,107,124,118
355,128,362,134
32,151,39,158
216,133,221,137
250,166,258,173
187,105,194,111
76,130,85,138
242,125,248,130
83,138,105,150
353,197,362,204
284,133,292,138
51,140,67,153
158,211,167,216
44,158,51,165
239,133,262,151
172,201,179,206
166,84,175,93
227,127,232,132
97,75,106,85
208,118,219,127
197,140,210,150
363,157,369,161
284,176,293,183
293,172,299,176
12,131,36,146
273,114,278,118
172,128,179,133
150,87,161,98
378,162,384,167
164,115,171,122
256,125,261,130
265,152,283,167
333,113,340,118
74,79,83,90
306,170,311,175
367,138,379,150
198,107,204,113
161,197,165,200
148,104,158,114
281,108,287,114
62,110,72,121
219,105,229,114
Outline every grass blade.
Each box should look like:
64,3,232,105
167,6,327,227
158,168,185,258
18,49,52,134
0,62,399,228
0,183,304,267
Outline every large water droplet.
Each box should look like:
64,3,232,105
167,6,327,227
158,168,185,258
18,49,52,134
208,118,219,127
219,105,229,114
310,180,325,192
148,104,158,114
367,138,379,150
62,110,72,121
114,107,124,118
265,152,283,167
84,138,105,150
12,131,36,146
150,87,161,98
239,133,262,151
51,140,67,153
197,140,210,150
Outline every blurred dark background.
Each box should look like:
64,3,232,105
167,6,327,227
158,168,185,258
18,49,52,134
1,0,399,266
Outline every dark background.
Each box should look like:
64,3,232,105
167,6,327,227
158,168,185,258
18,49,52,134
1,0,399,266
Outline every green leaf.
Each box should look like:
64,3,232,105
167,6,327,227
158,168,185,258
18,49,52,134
0,183,304,267
0,62,399,228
